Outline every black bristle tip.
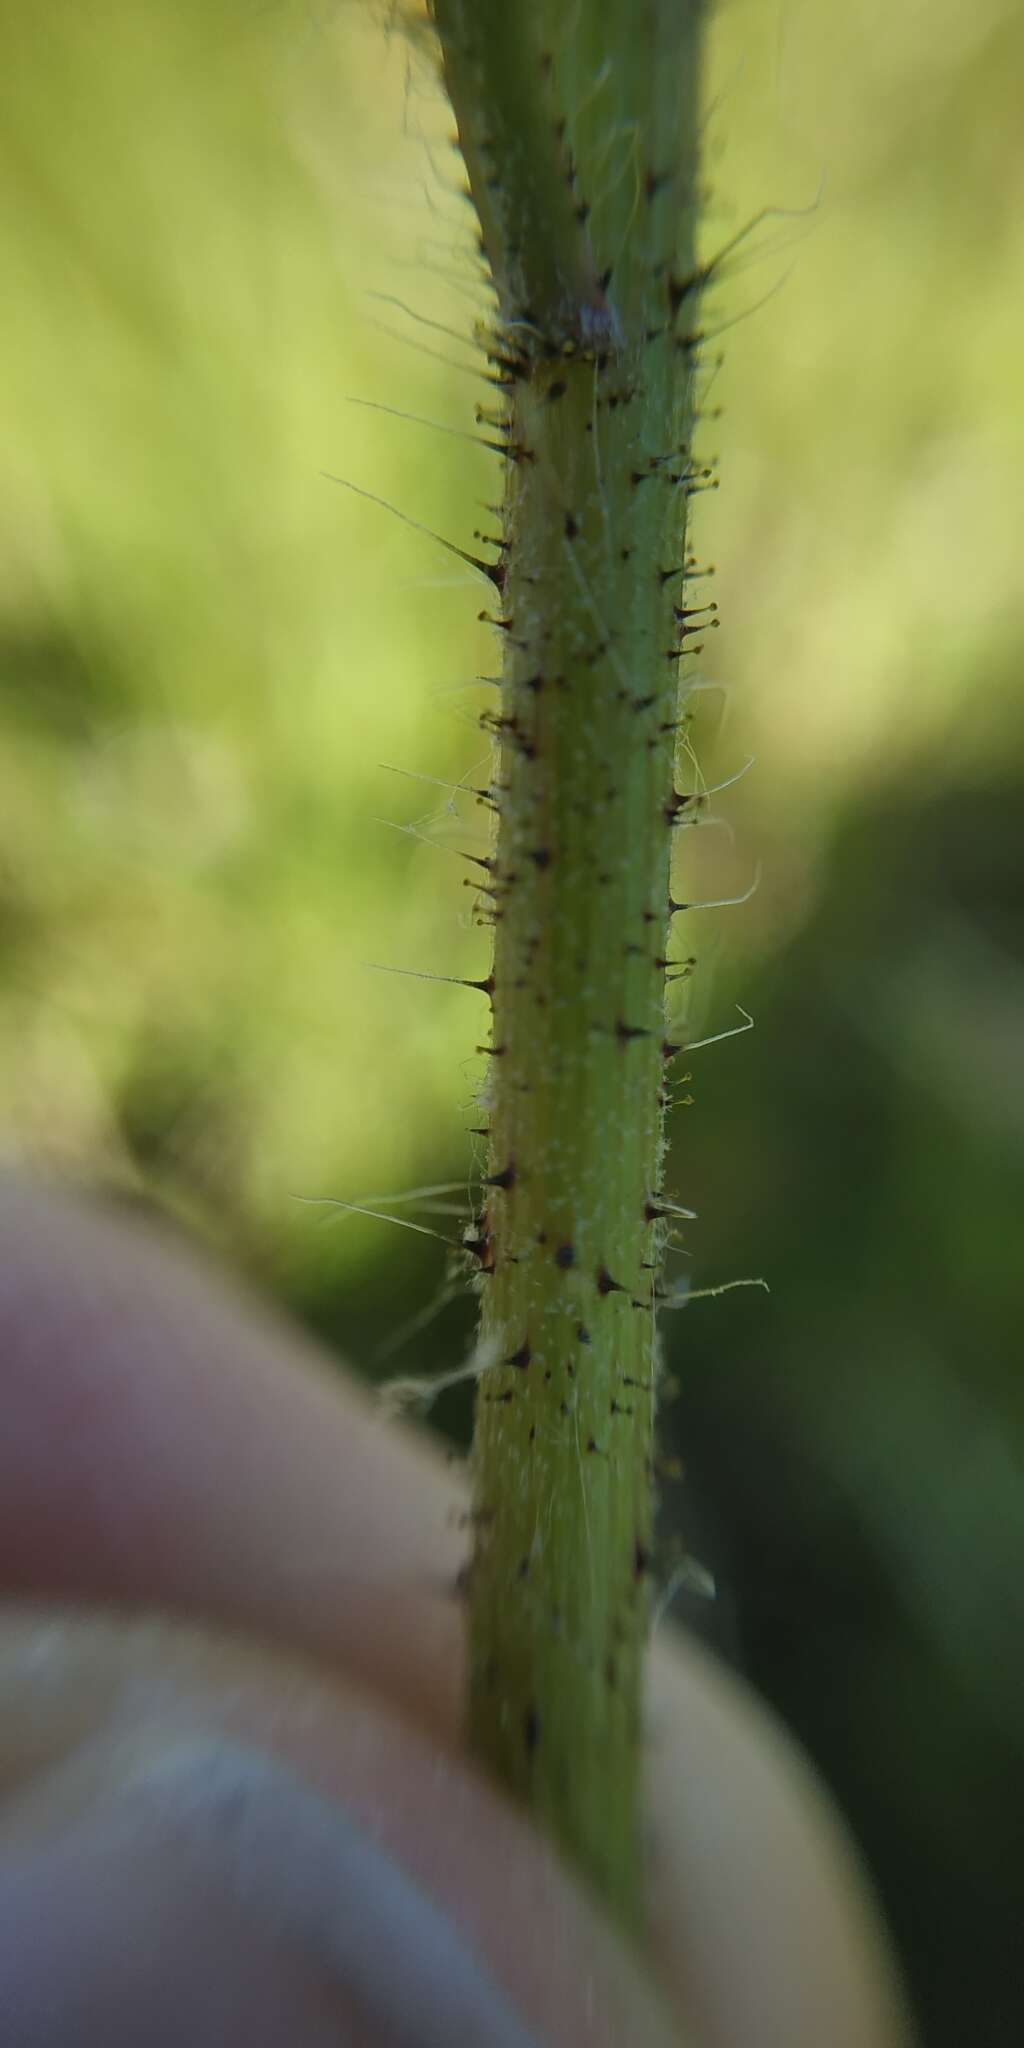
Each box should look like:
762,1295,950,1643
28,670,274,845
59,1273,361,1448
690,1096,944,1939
664,788,697,825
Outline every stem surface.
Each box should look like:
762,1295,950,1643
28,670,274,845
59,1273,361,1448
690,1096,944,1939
431,0,707,1926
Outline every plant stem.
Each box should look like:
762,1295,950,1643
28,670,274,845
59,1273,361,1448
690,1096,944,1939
430,0,707,1928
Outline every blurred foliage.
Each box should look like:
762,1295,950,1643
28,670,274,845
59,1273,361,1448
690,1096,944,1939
2,1,1022,2040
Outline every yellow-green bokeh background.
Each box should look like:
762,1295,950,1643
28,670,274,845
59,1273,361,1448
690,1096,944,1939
3,4,1022,2037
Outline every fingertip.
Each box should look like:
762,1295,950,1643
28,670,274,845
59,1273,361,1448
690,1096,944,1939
646,1634,913,2047
0,1172,466,1733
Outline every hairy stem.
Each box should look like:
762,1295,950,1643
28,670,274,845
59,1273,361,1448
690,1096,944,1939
430,0,708,1926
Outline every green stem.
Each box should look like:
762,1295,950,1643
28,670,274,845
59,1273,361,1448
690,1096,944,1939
430,0,707,1927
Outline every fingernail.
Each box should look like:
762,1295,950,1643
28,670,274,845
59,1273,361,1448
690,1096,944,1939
0,1735,544,2047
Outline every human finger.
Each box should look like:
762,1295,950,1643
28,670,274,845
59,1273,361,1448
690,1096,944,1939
0,1172,465,1737
0,1176,911,2043
0,1605,686,2048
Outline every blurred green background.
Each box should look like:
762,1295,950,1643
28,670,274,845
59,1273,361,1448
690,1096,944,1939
3,1,1022,2038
